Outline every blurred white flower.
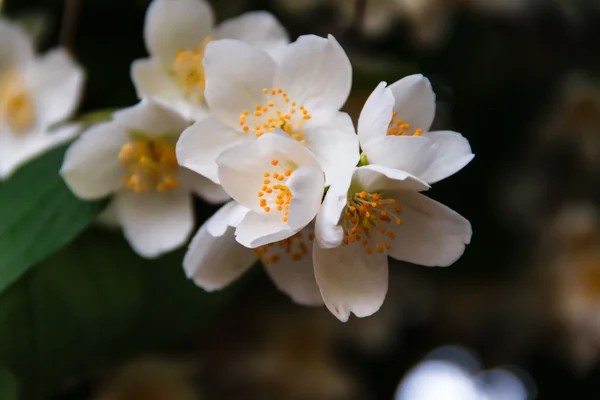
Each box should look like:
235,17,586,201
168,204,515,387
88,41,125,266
314,165,471,322
216,132,324,248
183,200,323,306
395,346,534,400
60,100,228,258
0,18,84,178
176,34,359,186
132,0,289,122
358,75,474,184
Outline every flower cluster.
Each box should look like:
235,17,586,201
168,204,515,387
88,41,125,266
2,0,474,322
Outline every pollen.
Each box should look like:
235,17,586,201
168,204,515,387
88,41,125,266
170,36,212,103
257,159,295,222
340,190,403,255
387,110,424,137
0,69,36,133
253,227,313,265
118,135,179,193
238,87,312,145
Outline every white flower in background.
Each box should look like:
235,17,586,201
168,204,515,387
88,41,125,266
132,0,289,121
0,18,84,178
395,346,534,400
358,74,474,185
176,34,359,186
60,100,228,258
216,132,324,248
183,201,323,306
314,165,471,322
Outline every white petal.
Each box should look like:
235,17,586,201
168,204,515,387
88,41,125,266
385,191,472,267
286,164,325,232
313,243,388,322
216,11,289,58
419,131,474,184
180,167,229,204
303,111,359,185
131,58,208,121
183,220,256,291
60,122,127,199
0,18,34,70
143,0,214,68
314,167,354,249
263,226,323,306
353,164,429,193
26,48,84,127
114,189,194,258
203,39,276,128
396,361,480,400
357,81,395,146
96,199,120,230
176,116,248,183
1,123,81,179
361,135,438,179
112,99,189,136
205,200,248,237
235,211,294,248
388,74,436,132
273,35,351,119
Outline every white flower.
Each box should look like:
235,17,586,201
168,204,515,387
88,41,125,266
176,34,359,186
183,200,323,306
132,0,289,121
0,18,84,178
358,74,474,185
314,165,471,322
395,346,533,400
216,132,324,248
60,100,228,258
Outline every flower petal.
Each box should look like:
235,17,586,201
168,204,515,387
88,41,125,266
180,167,229,204
273,34,351,119
176,116,248,183
419,130,474,184
205,200,248,237
263,226,323,306
60,122,125,199
303,111,359,185
216,11,289,59
357,81,395,145
114,189,194,258
112,99,189,137
26,48,84,127
388,74,436,132
0,18,34,70
235,211,294,248
313,243,388,322
353,164,429,194
361,135,437,179
286,164,325,232
143,0,214,68
183,219,256,291
314,167,354,249
385,191,472,267
131,58,208,121
203,39,276,128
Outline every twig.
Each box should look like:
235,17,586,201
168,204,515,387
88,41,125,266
59,0,81,52
347,0,367,37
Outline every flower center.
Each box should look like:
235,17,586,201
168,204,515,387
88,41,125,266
118,134,179,193
238,88,313,144
0,69,36,133
387,111,423,136
254,228,315,264
257,159,296,223
170,36,212,103
340,191,403,255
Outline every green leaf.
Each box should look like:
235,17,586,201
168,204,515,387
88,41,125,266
0,366,18,400
0,145,107,295
0,228,244,399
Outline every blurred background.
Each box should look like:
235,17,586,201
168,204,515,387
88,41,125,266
3,0,600,398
